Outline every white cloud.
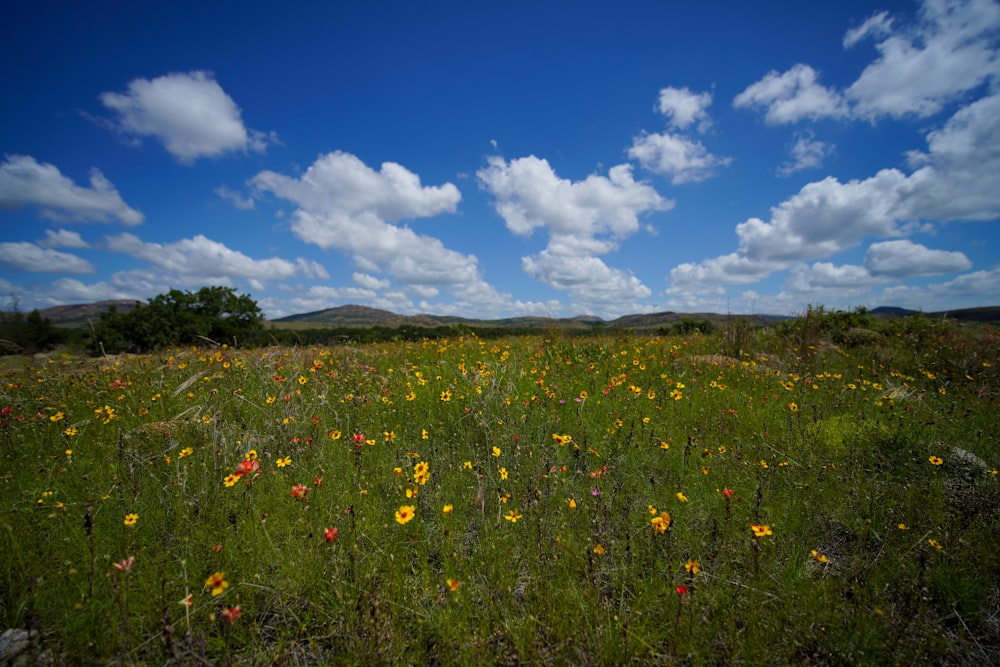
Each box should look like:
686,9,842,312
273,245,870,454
40,229,89,249
100,71,277,163
105,232,329,282
478,155,670,313
0,155,143,225
843,10,894,48
352,272,391,290
215,185,255,210
656,86,713,132
739,1,1000,125
787,262,877,290
900,92,1000,221
0,242,94,274
876,266,1000,309
252,151,518,313
733,64,848,124
628,132,731,183
863,239,971,277
846,0,1000,119
777,132,834,176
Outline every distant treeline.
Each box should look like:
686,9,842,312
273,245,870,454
1,286,991,357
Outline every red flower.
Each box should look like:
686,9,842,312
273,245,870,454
314,476,324,487
675,585,689,597
290,483,310,499
236,459,260,478
324,527,339,542
221,605,242,624
721,488,734,500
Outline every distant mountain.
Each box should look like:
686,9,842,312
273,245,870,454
36,300,143,327
20,300,1000,330
271,305,787,330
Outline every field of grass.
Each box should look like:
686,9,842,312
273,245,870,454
2,323,999,665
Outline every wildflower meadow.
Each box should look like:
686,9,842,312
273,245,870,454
2,318,999,664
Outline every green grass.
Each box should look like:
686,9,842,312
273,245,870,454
2,327,999,665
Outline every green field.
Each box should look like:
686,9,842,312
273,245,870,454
2,320,998,664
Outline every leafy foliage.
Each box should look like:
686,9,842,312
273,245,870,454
0,300,66,354
88,286,263,354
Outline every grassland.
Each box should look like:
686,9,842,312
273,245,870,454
1,320,998,665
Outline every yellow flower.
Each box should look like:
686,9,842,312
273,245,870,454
567,498,576,510
223,474,239,487
492,446,501,457
898,523,909,530
928,539,944,551
750,523,773,538
123,513,139,527
298,375,308,385
676,492,688,503
440,389,452,402
593,543,606,555
395,505,416,525
499,467,508,480
178,447,193,459
504,508,523,523
463,461,473,470
446,578,461,592
421,429,429,439
63,427,78,437
787,402,798,412
928,456,944,465
204,571,229,596
413,460,430,485
276,456,292,468
49,412,64,422
685,558,701,574
245,450,258,461
810,550,829,563
651,511,671,533
442,504,454,515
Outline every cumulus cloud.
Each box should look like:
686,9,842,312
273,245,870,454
215,185,255,210
252,151,519,313
777,132,834,176
105,232,329,282
876,266,1000,309
900,93,1000,221
100,71,277,163
628,132,731,184
40,229,89,249
0,242,94,274
846,0,1000,119
738,0,1000,124
630,86,730,183
863,239,971,277
0,155,143,225
656,86,714,132
478,155,670,314
668,87,1000,299
733,64,848,124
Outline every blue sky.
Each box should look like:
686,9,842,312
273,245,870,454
1,0,998,320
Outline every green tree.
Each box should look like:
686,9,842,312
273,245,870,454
88,287,263,354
